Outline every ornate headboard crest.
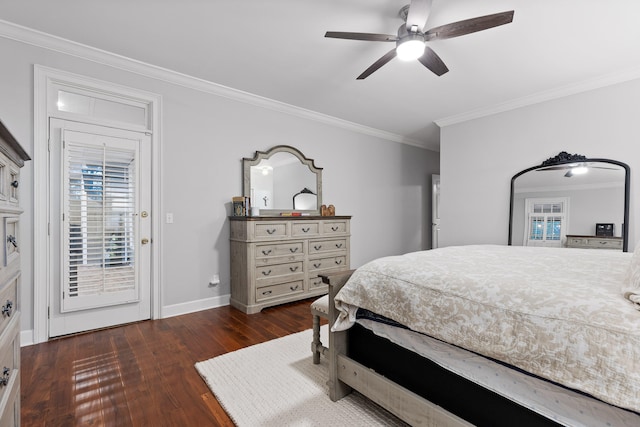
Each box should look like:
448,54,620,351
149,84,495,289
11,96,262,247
540,151,587,167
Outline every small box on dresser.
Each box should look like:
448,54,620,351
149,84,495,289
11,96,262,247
0,120,31,426
230,216,351,314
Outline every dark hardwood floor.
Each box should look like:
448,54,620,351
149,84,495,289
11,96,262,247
21,299,323,426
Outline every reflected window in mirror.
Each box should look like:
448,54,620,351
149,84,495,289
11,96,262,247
509,152,630,251
243,145,322,215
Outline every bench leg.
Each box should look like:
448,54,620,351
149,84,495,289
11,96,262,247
312,314,321,364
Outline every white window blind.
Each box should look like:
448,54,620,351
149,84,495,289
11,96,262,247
63,137,138,312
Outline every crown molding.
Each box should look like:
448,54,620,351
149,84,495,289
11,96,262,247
435,65,640,128
0,19,427,149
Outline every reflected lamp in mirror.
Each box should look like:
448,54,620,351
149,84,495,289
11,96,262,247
243,145,322,215
508,151,630,252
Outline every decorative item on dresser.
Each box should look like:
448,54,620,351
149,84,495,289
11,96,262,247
566,235,623,250
230,216,351,314
0,119,31,426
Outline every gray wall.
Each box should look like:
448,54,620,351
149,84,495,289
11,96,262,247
0,35,439,337
439,78,640,250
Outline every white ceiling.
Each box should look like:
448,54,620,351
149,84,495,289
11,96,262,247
2,0,640,151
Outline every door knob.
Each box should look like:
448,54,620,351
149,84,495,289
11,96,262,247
141,238,150,245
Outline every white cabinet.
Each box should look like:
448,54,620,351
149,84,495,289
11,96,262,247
566,235,623,250
230,216,351,314
0,120,30,426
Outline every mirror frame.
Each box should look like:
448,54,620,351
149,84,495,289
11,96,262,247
243,145,323,215
508,151,630,251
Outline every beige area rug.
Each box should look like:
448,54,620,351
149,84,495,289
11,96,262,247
195,325,407,426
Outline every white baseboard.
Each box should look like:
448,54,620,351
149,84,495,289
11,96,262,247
21,329,34,347
19,295,232,347
161,294,231,319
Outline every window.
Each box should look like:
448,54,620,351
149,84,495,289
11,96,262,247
524,198,569,247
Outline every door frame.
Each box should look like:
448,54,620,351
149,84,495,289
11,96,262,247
33,65,163,343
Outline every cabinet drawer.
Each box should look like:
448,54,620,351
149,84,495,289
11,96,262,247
292,222,319,237
3,217,18,267
255,261,304,281
256,280,304,301
308,275,327,291
587,238,623,249
309,238,347,255
322,221,347,234
309,255,347,272
254,222,287,238
255,242,304,259
0,278,17,338
0,319,18,415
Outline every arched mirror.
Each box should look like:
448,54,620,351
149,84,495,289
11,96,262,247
509,152,630,251
243,145,322,215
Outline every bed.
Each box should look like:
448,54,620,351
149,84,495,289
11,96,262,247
323,245,640,426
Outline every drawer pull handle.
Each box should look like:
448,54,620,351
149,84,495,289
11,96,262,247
302,227,310,233
289,247,299,253
266,228,276,235
0,367,9,387
331,226,339,231
7,235,17,248
10,180,18,188
314,245,322,251
290,285,300,291
262,290,272,296
1,300,12,317
335,259,343,265
289,266,299,272
314,263,321,268
261,270,272,276
335,243,343,248
261,249,272,255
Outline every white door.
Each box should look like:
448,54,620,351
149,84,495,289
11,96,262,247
432,174,440,249
48,119,152,337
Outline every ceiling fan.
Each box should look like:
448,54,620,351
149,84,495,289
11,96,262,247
325,0,514,79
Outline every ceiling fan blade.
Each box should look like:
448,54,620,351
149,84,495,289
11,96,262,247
417,46,449,76
425,11,514,41
325,31,397,42
406,0,433,32
357,49,397,80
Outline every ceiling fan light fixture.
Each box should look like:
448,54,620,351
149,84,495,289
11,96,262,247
571,165,588,175
396,36,425,61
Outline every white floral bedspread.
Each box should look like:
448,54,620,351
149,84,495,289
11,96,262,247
333,245,640,412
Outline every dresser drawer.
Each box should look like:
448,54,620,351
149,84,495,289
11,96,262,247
309,238,347,255
255,242,304,260
3,217,18,267
292,222,319,237
255,261,304,281
322,221,348,235
0,278,17,338
256,280,304,301
309,255,347,272
567,236,623,250
308,275,327,291
254,222,287,238
0,318,18,415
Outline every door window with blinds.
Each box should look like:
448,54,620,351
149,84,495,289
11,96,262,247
62,132,140,312
524,198,569,247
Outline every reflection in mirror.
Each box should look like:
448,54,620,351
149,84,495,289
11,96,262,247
243,145,322,215
509,152,630,251
293,188,317,210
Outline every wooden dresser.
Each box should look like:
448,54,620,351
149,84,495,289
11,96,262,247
0,120,30,426
230,216,351,314
566,235,623,250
